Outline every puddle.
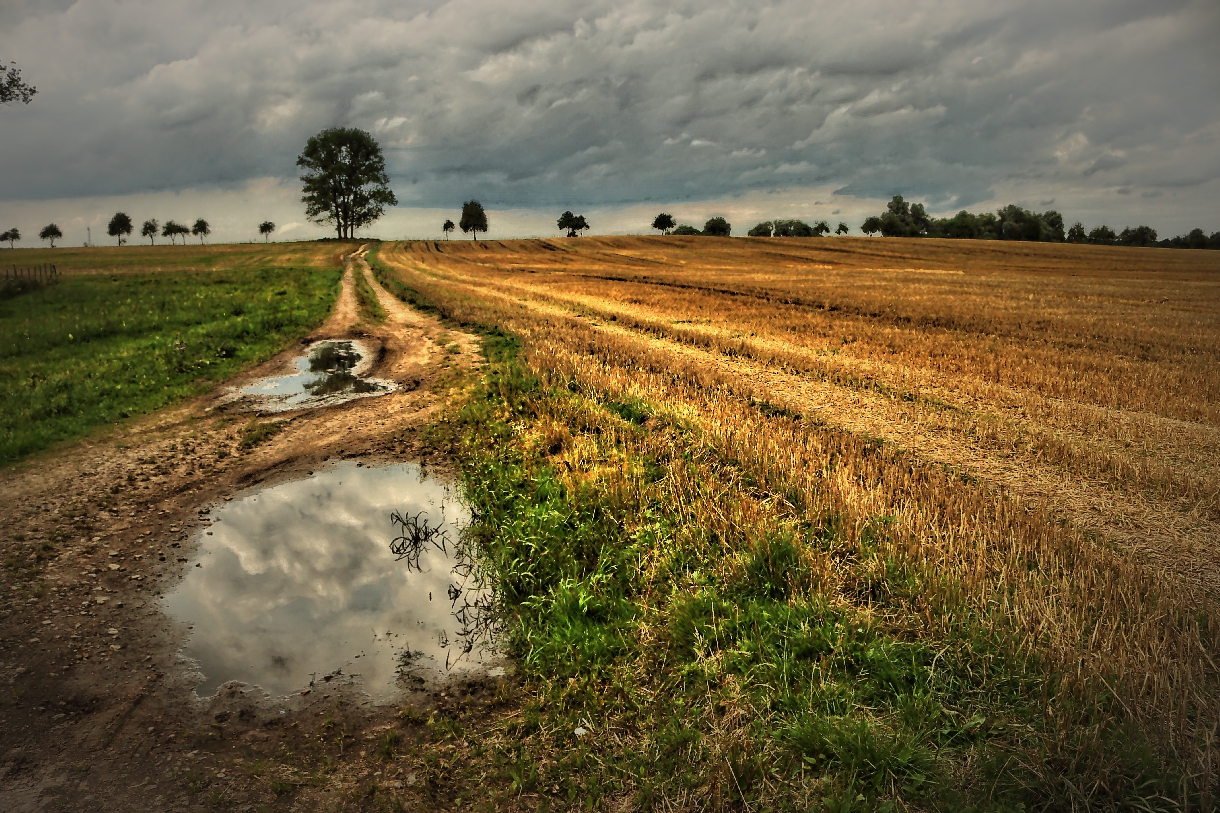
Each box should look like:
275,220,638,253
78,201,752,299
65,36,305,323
227,339,395,412
162,462,497,700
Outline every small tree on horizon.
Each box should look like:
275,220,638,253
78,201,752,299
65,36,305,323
192,218,211,244
460,200,488,240
298,127,397,239
703,217,731,237
1066,222,1087,243
141,219,159,245
557,211,589,237
835,222,850,235
259,221,275,242
39,223,62,248
162,220,188,245
2,228,21,248
108,212,133,245
442,219,455,240
652,213,675,235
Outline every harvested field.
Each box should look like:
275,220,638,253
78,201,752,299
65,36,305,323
380,236,1220,593
374,235,1220,809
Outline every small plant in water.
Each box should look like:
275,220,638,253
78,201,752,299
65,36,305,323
388,510,448,570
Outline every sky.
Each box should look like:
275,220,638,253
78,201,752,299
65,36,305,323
2,0,1218,245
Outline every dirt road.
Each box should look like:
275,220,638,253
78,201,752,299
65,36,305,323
0,250,500,811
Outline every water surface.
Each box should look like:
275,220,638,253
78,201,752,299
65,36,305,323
163,462,495,700
236,339,394,412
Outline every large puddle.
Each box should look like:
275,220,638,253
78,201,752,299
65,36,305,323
229,339,395,413
163,462,497,700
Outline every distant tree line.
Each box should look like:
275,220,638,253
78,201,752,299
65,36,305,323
0,215,278,249
651,213,733,236
747,219,852,237
859,195,1219,249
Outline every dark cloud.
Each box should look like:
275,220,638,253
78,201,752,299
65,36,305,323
1,0,1218,230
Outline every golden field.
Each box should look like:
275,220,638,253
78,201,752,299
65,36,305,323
375,235,1220,802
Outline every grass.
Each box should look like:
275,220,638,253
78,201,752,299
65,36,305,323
377,237,1220,811
0,243,343,464
354,250,387,324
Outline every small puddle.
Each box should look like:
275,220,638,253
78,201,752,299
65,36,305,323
229,339,395,412
163,462,497,700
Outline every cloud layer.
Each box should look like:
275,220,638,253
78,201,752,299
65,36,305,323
2,0,1219,236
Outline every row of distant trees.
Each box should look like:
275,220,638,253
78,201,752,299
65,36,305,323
289,129,1220,250
105,214,212,245
859,196,1220,249
0,216,279,248
650,213,733,236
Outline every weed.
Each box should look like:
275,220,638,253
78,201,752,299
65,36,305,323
237,418,284,450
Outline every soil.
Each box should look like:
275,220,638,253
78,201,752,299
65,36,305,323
0,250,509,812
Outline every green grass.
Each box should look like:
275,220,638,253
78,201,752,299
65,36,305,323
416,328,1194,812
0,245,342,464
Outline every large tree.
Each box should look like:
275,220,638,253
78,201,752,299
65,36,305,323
259,221,275,242
1,60,36,105
192,218,211,244
460,200,488,240
108,212,133,245
141,219,159,245
297,128,397,239
703,217,731,237
39,223,62,248
1,228,19,248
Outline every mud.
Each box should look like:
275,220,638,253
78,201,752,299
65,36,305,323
0,249,503,812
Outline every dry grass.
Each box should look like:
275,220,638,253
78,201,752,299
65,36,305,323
376,235,1220,806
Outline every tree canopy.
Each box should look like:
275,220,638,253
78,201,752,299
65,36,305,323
1,228,20,248
39,223,62,247
107,212,133,245
1,60,36,106
460,201,488,240
297,127,397,239
748,219,830,237
442,219,455,240
162,220,189,245
862,195,1064,242
703,217,731,237
652,213,676,234
192,219,211,244
259,221,275,241
557,211,589,237
141,219,159,245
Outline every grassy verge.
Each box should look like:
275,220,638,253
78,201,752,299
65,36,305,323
0,247,343,464
417,333,1201,811
353,250,386,325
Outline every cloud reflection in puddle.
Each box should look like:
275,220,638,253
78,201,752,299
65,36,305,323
163,462,494,700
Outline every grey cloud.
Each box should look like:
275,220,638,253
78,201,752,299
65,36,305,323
1,0,1218,227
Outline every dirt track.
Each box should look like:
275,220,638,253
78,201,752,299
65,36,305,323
0,250,498,812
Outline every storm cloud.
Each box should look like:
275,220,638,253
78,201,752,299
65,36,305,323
2,0,1218,238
